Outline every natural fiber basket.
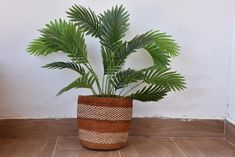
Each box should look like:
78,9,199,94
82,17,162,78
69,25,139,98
77,95,133,150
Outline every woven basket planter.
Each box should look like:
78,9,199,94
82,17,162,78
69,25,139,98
77,95,133,150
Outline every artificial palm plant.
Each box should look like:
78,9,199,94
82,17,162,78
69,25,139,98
27,4,186,150
27,4,185,100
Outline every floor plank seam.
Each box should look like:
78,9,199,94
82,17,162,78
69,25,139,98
170,136,225,140
224,119,227,137
225,138,235,148
51,137,58,157
170,138,188,157
139,136,225,139
117,150,122,157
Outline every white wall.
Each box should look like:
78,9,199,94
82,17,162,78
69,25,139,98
227,7,235,124
0,0,234,119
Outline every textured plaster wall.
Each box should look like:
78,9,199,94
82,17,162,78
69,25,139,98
227,7,235,124
0,0,234,119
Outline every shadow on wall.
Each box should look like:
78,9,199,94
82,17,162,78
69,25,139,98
0,65,9,117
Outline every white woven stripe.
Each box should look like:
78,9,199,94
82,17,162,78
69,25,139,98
77,104,132,121
79,129,128,144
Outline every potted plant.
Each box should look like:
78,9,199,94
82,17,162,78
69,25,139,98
27,4,186,150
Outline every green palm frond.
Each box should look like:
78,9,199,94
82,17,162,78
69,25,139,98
101,46,123,75
99,5,129,49
102,31,157,74
144,45,171,68
27,4,186,100
67,4,100,37
42,61,85,75
57,73,96,96
27,37,60,56
143,68,186,91
27,19,88,64
145,32,180,58
130,85,168,102
116,31,155,58
111,68,144,90
114,31,180,69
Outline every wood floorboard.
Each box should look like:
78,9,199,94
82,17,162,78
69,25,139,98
130,118,224,137
54,136,187,157
0,119,78,138
54,137,85,150
225,120,235,145
0,137,57,157
119,136,186,157
0,137,234,157
172,138,235,157
0,118,224,138
53,137,120,157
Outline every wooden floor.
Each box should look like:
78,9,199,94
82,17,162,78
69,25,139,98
0,136,234,157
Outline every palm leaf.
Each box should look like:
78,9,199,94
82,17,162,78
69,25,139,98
67,4,100,37
57,73,95,96
111,68,144,90
143,68,186,91
27,5,185,99
27,19,88,63
145,44,171,68
99,5,129,49
43,61,85,75
121,30,157,57
114,31,179,69
101,30,157,75
145,32,180,58
27,37,60,56
101,46,122,75
114,30,166,68
130,85,168,102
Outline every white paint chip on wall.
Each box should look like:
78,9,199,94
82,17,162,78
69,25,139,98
0,0,234,119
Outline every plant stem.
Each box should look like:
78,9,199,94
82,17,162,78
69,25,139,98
118,88,125,96
101,75,105,94
84,63,102,95
123,81,144,97
112,86,116,96
106,71,111,97
104,75,108,96
107,75,112,97
91,87,97,95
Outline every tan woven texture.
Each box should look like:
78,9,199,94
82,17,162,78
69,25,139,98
77,95,133,150
78,104,132,121
79,129,129,144
77,118,131,133
80,140,127,150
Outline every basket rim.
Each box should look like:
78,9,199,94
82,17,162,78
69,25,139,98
78,95,132,101
78,95,133,108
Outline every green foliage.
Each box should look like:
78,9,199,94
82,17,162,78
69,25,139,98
111,68,144,90
27,4,186,102
67,4,100,37
27,37,59,56
99,5,129,49
130,85,168,102
143,68,186,91
146,32,180,57
57,73,95,96
28,19,88,63
114,31,157,67
43,62,85,75
101,46,122,75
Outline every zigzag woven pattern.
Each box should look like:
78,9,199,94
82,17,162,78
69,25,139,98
79,129,129,144
77,96,133,150
77,104,132,121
